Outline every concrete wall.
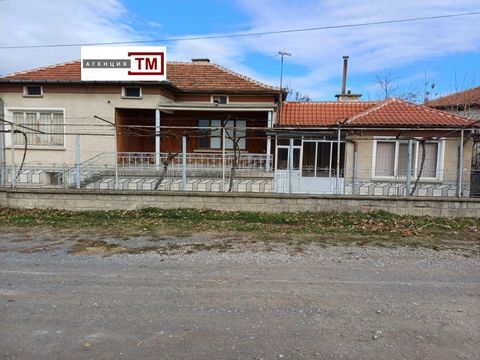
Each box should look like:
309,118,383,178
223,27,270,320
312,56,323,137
2,188,480,217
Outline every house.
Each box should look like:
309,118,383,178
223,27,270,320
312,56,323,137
0,59,283,191
427,86,480,120
0,59,476,197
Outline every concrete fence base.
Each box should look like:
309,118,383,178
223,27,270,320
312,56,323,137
1,188,480,217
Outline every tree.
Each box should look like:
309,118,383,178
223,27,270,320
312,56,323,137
373,72,436,103
286,88,311,102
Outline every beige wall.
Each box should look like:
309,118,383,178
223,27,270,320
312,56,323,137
1,86,174,166
344,133,473,192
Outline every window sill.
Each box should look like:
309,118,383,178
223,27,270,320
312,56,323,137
121,96,143,100
22,95,43,98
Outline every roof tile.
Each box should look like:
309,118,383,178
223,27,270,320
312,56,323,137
0,60,279,93
281,98,476,128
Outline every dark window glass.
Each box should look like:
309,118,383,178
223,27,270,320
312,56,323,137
198,120,210,148
212,95,228,104
25,85,42,96
124,87,141,98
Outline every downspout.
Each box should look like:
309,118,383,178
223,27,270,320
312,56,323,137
0,98,4,187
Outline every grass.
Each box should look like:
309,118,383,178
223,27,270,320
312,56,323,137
1,207,479,254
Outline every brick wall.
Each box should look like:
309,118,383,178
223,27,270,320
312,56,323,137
1,189,480,217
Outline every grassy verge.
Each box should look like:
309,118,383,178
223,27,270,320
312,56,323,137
0,207,479,254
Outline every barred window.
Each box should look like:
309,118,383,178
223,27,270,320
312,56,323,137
13,111,64,146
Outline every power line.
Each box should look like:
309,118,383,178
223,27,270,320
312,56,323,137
0,11,479,50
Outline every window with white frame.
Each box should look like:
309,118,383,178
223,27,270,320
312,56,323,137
198,119,246,150
12,110,64,146
373,140,441,179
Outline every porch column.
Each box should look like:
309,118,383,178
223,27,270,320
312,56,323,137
266,111,273,171
155,109,161,170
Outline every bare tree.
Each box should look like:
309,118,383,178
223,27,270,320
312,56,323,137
286,88,311,102
225,125,247,192
375,72,399,99
154,131,183,190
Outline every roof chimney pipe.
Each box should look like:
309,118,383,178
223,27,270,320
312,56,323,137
341,56,349,95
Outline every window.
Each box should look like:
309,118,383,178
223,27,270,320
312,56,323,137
374,140,440,179
302,141,345,177
198,119,246,150
212,95,228,104
23,85,43,97
12,110,64,146
122,86,142,98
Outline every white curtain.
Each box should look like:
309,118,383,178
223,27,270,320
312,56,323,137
375,142,395,176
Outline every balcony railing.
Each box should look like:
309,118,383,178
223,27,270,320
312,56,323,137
117,152,272,171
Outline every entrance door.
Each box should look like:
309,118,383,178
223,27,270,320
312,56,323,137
274,137,345,194
274,139,301,193
301,140,345,194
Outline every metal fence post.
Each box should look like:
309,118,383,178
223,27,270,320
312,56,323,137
406,139,412,196
10,123,15,188
0,98,4,188
457,130,464,197
75,134,81,189
182,135,187,191
288,138,293,194
155,109,161,170
222,127,226,192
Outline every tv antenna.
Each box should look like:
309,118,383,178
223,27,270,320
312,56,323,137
278,51,291,90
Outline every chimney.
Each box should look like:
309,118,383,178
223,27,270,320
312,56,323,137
341,56,348,95
191,58,210,63
335,56,362,102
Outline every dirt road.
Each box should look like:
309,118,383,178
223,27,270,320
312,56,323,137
0,233,479,359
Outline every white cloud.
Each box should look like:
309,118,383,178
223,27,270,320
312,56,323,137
163,0,480,98
1,0,479,100
0,0,144,75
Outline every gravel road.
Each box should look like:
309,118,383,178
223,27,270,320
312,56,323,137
0,233,479,360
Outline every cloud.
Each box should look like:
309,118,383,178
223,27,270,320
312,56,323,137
0,0,144,75
1,0,479,100
163,0,480,98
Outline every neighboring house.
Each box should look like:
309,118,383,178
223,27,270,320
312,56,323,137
427,86,480,120
0,60,476,197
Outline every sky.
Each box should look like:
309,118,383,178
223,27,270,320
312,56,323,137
0,0,479,101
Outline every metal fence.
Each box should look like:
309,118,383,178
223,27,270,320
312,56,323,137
0,154,471,197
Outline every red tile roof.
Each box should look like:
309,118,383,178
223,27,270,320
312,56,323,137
427,86,480,108
281,98,476,128
345,98,475,127
280,101,377,126
0,60,279,93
